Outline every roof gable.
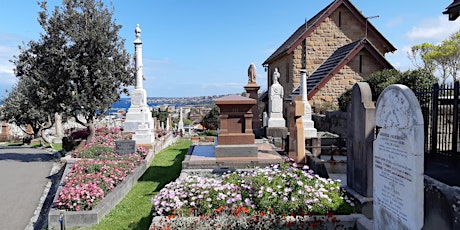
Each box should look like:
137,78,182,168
263,0,396,65
287,38,393,101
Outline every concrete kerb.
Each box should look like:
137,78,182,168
47,135,177,229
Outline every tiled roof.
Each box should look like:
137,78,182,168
263,0,396,65
263,2,332,65
286,38,393,101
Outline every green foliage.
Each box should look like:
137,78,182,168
75,145,114,158
409,30,460,84
1,77,54,136
11,0,134,143
201,130,218,136
364,69,401,101
338,68,437,110
201,106,219,130
338,89,352,112
152,110,169,125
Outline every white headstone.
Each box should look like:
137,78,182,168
300,69,317,138
373,84,424,230
268,68,286,127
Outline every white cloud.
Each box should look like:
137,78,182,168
406,16,460,43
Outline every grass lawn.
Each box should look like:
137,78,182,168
77,139,191,230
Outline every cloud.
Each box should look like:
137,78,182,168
406,16,460,43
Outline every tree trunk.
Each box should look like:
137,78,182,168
86,119,96,144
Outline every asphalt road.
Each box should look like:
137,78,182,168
0,146,56,230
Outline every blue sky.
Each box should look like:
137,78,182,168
1,0,459,99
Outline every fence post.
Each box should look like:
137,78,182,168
452,82,459,165
431,83,439,156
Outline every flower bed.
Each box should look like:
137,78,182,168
48,128,181,229
150,161,358,229
56,127,147,211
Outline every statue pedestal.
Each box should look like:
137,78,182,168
132,124,155,145
124,88,154,131
244,83,261,129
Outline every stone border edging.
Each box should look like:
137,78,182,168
47,134,177,229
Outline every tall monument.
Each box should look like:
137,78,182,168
178,107,185,134
124,24,155,132
300,69,317,138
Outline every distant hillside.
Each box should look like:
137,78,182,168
112,94,232,109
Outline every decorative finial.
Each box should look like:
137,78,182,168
135,24,141,39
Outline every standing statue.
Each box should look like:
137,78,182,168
248,63,256,83
268,68,285,127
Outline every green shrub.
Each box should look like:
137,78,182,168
73,145,114,158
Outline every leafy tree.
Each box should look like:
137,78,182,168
364,69,401,101
1,77,54,138
408,43,436,73
409,30,460,84
201,106,219,130
12,0,134,142
152,110,169,125
338,68,437,111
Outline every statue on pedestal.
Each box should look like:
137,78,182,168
248,63,256,84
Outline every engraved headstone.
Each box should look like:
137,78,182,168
373,84,424,230
115,140,136,155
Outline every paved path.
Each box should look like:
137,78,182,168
0,146,56,230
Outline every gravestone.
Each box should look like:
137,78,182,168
373,84,424,230
214,95,257,158
115,140,136,155
347,82,375,198
288,97,306,163
267,68,288,148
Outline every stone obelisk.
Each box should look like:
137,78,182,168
178,107,185,134
124,24,155,132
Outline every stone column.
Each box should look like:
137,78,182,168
124,24,155,132
300,69,317,138
178,107,185,134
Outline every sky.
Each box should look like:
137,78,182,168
1,0,459,99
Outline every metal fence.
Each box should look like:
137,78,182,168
415,82,459,164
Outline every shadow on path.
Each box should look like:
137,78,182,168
0,146,56,162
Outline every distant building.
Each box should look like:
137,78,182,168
262,0,396,109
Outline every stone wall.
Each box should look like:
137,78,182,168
312,110,348,138
266,5,391,108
